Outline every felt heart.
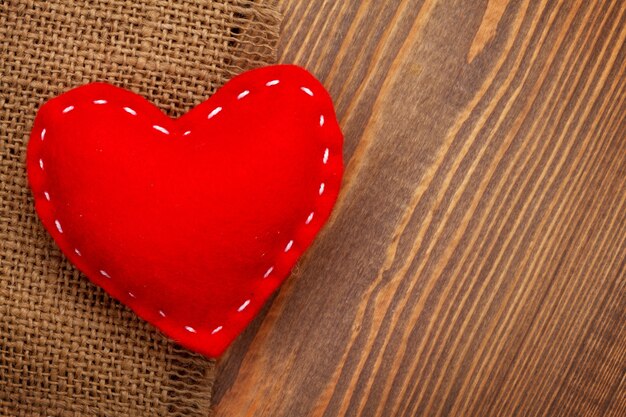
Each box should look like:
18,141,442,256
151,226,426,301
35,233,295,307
27,65,343,357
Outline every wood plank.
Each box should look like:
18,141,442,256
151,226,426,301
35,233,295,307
213,0,626,415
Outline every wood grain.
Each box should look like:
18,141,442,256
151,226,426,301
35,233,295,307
213,0,626,415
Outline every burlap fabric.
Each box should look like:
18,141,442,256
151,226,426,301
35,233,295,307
0,1,280,415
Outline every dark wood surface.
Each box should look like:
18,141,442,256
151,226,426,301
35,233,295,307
213,0,626,415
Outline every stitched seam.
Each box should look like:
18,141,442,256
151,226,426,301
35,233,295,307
35,78,333,339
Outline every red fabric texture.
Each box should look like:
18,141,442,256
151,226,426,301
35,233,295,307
27,65,343,357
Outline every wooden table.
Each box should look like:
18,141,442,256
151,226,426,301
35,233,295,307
214,1,626,415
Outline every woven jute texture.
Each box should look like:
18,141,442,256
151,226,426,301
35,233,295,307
0,0,280,415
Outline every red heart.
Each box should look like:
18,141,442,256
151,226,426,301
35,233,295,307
27,65,343,357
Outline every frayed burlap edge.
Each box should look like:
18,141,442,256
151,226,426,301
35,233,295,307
0,1,281,416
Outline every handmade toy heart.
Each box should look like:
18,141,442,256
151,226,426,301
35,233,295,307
27,65,343,357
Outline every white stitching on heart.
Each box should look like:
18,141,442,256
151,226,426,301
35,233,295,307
124,107,137,116
152,125,169,135
37,78,334,339
237,299,251,312
208,107,222,119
